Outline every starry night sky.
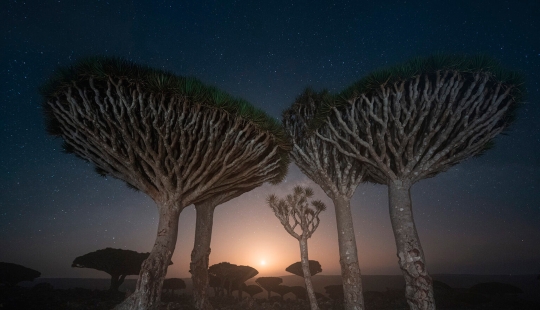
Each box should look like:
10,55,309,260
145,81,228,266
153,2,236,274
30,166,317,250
1,0,539,280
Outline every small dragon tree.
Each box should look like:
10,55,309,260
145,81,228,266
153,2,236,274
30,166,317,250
242,284,263,298
273,285,292,300
286,260,322,279
41,57,290,310
255,277,283,300
314,55,524,310
267,186,325,310
228,265,259,300
283,90,368,310
72,248,155,292
208,262,237,296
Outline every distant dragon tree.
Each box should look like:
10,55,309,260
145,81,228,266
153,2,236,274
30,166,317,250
283,90,368,310
267,186,325,310
41,57,289,310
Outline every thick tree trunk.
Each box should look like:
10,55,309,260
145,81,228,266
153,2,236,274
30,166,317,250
299,238,320,310
114,204,181,310
190,202,215,310
388,180,435,310
110,274,120,292
332,195,364,310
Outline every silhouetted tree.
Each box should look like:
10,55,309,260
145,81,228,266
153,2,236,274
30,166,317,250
283,90,368,310
0,262,40,286
228,265,258,300
162,278,186,296
209,274,224,297
286,260,322,278
207,263,258,300
314,55,524,310
256,277,283,300
267,186,325,310
289,286,307,300
273,285,292,300
42,57,290,310
72,248,154,292
243,284,263,298
208,262,237,297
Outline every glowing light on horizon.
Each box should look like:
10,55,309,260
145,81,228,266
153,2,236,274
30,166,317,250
260,260,266,265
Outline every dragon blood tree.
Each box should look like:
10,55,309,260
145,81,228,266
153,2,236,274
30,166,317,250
314,55,524,310
71,248,155,292
41,57,290,310
267,186,326,310
283,90,369,310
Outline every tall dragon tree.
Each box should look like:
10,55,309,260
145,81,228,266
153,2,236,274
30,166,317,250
267,186,325,310
283,90,369,310
41,57,290,310
314,55,524,310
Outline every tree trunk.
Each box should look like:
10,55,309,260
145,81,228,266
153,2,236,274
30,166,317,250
110,274,120,292
238,285,243,300
190,202,215,310
332,195,364,310
388,180,435,310
299,238,320,310
114,204,181,310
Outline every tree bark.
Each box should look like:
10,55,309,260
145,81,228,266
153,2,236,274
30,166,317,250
388,180,435,310
114,204,181,310
332,195,364,310
190,202,215,310
299,238,319,310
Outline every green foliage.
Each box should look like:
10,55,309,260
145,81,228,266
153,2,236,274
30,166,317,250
0,262,41,286
41,56,291,183
310,54,525,132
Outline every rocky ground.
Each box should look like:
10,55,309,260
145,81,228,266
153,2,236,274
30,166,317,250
1,284,539,309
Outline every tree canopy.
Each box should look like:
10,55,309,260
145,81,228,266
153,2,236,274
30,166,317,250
308,54,525,310
242,284,263,298
273,285,292,300
0,262,41,286
285,260,322,278
208,262,258,298
71,248,167,291
255,277,283,299
42,56,290,309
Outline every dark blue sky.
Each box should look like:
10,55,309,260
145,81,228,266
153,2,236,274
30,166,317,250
1,0,539,279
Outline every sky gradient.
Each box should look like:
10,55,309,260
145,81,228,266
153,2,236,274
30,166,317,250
1,0,539,279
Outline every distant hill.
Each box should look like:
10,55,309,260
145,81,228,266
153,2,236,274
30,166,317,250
19,274,539,303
